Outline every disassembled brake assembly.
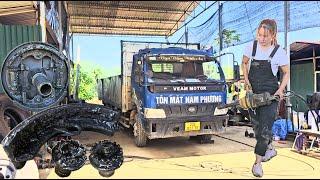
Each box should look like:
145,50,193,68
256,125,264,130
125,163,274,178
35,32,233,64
1,103,124,178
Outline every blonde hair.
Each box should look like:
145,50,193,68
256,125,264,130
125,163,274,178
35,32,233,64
256,19,278,46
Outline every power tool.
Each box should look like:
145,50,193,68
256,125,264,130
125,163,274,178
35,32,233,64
218,91,279,110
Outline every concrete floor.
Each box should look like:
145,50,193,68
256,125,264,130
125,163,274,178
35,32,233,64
37,125,297,178
65,126,292,159
48,148,320,179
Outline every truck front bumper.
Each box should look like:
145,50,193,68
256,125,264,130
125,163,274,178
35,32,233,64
144,115,228,139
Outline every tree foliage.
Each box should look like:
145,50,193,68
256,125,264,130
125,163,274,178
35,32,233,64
69,61,120,101
78,67,99,100
214,29,241,47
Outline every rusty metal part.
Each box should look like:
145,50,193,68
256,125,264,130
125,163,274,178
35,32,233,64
1,42,70,111
89,140,123,177
51,140,87,177
1,103,119,169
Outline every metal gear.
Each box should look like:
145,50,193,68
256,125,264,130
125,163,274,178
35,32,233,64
89,140,123,177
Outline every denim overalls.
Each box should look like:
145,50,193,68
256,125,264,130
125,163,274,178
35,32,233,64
248,40,280,156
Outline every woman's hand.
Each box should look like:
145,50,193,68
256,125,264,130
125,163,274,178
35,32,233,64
244,80,252,91
274,88,284,99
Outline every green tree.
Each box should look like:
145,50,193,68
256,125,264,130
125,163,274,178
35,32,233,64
78,67,95,100
69,60,121,101
70,62,102,101
214,29,240,47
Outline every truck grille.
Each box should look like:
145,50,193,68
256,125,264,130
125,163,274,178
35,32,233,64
157,104,216,117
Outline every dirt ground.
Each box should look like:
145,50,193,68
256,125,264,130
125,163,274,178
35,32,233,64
38,125,294,178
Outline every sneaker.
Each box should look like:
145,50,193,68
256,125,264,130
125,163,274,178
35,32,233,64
262,148,277,162
252,163,263,177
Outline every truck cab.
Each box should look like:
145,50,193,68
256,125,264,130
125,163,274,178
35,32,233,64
130,47,228,146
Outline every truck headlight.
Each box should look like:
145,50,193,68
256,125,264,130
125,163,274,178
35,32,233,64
144,108,166,118
214,107,228,116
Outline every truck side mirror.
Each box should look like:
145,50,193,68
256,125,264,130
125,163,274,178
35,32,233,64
233,64,240,81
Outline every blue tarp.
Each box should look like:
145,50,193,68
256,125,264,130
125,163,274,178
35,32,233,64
272,119,297,140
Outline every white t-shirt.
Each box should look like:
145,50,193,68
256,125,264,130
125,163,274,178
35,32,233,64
243,41,289,76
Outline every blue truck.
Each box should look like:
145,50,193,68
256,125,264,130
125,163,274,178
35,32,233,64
98,41,233,147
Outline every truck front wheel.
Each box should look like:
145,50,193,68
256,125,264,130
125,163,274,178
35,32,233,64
133,115,147,147
0,96,30,141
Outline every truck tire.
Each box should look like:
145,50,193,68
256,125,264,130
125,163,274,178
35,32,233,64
197,134,213,144
0,96,30,141
133,115,147,147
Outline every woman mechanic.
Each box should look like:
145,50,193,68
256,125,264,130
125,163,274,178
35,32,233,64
242,19,290,177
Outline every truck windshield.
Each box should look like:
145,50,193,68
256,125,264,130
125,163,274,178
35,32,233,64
146,60,222,83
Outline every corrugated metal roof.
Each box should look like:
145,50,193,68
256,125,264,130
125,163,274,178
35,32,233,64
0,1,35,11
290,41,320,52
290,41,320,60
0,1,37,25
67,1,199,36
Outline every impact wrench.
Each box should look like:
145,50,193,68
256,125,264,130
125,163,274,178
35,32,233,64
217,91,280,110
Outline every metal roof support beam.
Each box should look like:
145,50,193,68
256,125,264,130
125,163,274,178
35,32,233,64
72,26,167,33
219,1,222,53
71,33,74,61
70,14,178,23
284,1,290,89
69,1,191,14
71,30,166,36
70,17,177,25
68,4,188,15
284,1,292,123
71,24,171,31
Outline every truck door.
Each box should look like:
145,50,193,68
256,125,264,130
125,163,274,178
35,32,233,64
132,55,145,107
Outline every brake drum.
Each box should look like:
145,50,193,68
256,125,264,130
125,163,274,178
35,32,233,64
1,42,70,111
